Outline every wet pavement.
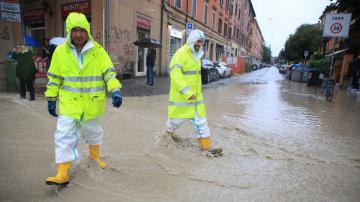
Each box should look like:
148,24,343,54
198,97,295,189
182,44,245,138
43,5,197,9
1,66,359,201
120,76,170,97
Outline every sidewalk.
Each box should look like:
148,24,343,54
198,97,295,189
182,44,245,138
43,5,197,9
121,76,170,97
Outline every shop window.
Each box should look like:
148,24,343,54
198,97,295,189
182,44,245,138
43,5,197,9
218,18,222,34
175,0,181,9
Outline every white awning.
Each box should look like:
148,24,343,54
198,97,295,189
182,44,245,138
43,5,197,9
325,48,349,57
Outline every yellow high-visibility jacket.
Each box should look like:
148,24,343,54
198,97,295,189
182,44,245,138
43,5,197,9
168,44,206,118
45,12,121,121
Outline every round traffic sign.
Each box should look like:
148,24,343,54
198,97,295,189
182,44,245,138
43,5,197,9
330,23,342,34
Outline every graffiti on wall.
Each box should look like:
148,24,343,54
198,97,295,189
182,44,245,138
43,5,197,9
107,26,131,43
106,26,134,73
0,27,10,40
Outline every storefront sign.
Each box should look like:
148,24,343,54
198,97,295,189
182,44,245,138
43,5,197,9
23,8,44,27
61,0,91,17
137,16,151,30
170,29,183,39
23,8,44,21
3,0,18,3
1,12,21,22
1,2,20,13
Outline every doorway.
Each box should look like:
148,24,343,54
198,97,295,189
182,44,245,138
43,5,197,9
29,28,45,56
135,29,149,76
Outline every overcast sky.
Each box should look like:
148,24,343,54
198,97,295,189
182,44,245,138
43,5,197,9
251,0,331,56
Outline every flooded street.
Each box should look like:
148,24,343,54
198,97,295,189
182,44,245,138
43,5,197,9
1,67,359,201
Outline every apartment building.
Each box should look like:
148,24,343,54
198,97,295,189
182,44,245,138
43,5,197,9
166,0,233,62
250,19,264,60
0,0,264,83
1,0,163,78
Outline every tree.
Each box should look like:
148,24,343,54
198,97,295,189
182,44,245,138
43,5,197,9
262,45,272,63
324,0,360,14
277,49,287,64
278,49,286,62
309,53,330,73
283,24,323,61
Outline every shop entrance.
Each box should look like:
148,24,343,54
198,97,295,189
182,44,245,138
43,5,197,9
135,29,149,76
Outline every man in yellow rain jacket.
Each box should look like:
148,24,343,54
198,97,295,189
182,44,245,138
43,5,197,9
166,29,222,155
45,12,122,186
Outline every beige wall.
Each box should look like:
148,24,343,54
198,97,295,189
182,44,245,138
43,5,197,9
107,0,162,76
0,21,21,61
340,54,354,86
250,19,263,61
91,0,104,45
0,20,21,91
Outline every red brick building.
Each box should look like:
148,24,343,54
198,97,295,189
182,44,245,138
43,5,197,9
166,0,263,71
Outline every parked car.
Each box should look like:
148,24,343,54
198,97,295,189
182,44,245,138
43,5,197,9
278,65,287,74
252,64,259,70
201,59,219,84
213,62,232,78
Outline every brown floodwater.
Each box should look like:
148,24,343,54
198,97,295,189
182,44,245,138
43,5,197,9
0,67,359,201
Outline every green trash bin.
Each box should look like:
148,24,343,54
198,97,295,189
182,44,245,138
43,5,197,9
4,60,18,92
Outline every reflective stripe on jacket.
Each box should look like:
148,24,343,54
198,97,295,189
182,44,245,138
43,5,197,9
45,42,121,121
168,44,206,118
45,12,121,121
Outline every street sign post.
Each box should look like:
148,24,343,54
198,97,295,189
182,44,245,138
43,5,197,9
304,50,309,64
186,23,193,31
304,50,308,58
323,13,351,37
185,23,194,40
322,13,352,78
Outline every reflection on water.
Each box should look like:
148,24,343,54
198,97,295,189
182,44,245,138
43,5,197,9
132,67,360,201
219,68,360,157
1,67,359,201
199,67,360,201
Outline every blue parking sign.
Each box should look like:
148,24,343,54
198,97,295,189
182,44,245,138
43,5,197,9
186,23,193,30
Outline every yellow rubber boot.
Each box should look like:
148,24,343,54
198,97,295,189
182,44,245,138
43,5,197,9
198,137,212,151
46,162,72,186
89,144,108,169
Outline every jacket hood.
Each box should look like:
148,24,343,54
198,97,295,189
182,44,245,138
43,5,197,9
186,29,205,61
186,30,205,49
66,12,90,35
65,12,93,43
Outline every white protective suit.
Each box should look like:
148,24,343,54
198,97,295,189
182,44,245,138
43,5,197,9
166,29,210,138
54,40,104,163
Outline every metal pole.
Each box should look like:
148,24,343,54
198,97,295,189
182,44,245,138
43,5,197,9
104,0,109,51
159,0,164,76
329,37,336,79
185,0,189,42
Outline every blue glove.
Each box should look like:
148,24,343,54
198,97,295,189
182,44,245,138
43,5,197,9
48,100,58,117
112,91,122,108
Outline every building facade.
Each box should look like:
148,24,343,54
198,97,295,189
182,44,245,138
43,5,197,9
166,0,233,63
0,0,265,88
320,3,360,87
1,0,163,79
250,19,264,61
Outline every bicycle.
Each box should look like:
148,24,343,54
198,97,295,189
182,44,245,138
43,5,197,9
323,79,335,102
313,79,335,102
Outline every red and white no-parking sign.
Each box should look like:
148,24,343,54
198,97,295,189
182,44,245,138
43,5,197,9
323,13,352,37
